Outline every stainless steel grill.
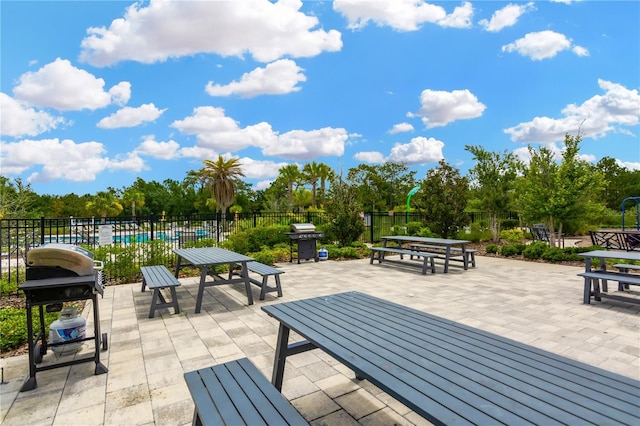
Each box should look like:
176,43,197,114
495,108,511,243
284,223,324,263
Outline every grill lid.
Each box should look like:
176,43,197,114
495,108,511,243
290,223,316,233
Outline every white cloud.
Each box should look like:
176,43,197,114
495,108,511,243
135,137,181,160
12,58,130,111
389,122,414,134
354,151,385,163
0,93,65,137
0,138,144,183
616,159,640,171
254,179,273,191
387,136,444,165
505,79,640,143
264,127,347,160
172,106,348,161
572,45,590,57
79,0,342,66
437,1,473,29
354,136,444,165
333,0,472,31
206,59,306,98
237,157,291,179
502,30,588,61
409,88,486,128
97,103,167,129
479,2,535,32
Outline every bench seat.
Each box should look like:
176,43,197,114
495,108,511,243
230,261,284,300
184,358,306,426
613,264,640,290
409,244,477,268
578,271,640,305
140,265,181,318
370,247,436,275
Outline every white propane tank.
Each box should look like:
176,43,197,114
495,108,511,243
318,246,328,261
49,307,85,355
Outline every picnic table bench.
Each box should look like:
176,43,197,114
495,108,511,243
380,236,471,273
409,244,476,268
230,261,284,300
184,357,306,426
370,247,436,275
262,291,640,425
579,250,640,304
140,265,181,318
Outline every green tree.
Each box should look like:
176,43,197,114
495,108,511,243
303,161,321,208
199,155,245,228
347,163,417,211
324,176,366,246
465,146,519,242
122,188,145,219
278,164,301,208
316,162,334,207
0,177,38,218
517,133,605,245
595,157,640,210
85,191,123,223
413,160,469,238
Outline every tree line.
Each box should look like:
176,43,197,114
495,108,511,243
2,134,638,240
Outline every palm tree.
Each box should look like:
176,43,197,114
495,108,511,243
122,188,145,219
303,161,321,208
278,164,301,207
317,163,334,207
200,155,245,229
85,191,123,223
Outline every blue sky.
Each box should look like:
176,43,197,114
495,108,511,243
1,0,639,196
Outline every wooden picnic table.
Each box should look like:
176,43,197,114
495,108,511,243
381,235,471,273
174,247,255,312
262,291,640,425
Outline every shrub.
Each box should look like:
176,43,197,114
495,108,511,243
500,243,526,257
541,247,566,262
485,244,499,254
0,305,64,351
500,229,524,244
522,241,548,259
417,227,436,238
406,222,423,236
500,219,519,230
249,250,275,266
1,274,20,296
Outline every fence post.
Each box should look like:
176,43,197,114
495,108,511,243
370,211,374,244
150,213,155,240
40,216,45,245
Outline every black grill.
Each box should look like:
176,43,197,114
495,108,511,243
19,244,108,391
285,224,324,264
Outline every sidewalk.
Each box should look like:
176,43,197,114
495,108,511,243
1,256,639,425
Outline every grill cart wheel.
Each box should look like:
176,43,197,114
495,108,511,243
34,343,44,364
101,333,108,351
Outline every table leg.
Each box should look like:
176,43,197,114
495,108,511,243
598,256,608,292
174,256,183,279
444,247,450,273
462,245,468,270
272,323,291,391
195,266,208,314
241,262,254,305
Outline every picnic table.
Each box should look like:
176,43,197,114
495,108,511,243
262,291,639,425
381,235,471,273
174,247,255,312
578,250,640,304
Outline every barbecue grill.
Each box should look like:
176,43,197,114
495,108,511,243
285,223,324,264
19,244,108,392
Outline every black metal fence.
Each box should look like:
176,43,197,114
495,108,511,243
1,211,518,285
